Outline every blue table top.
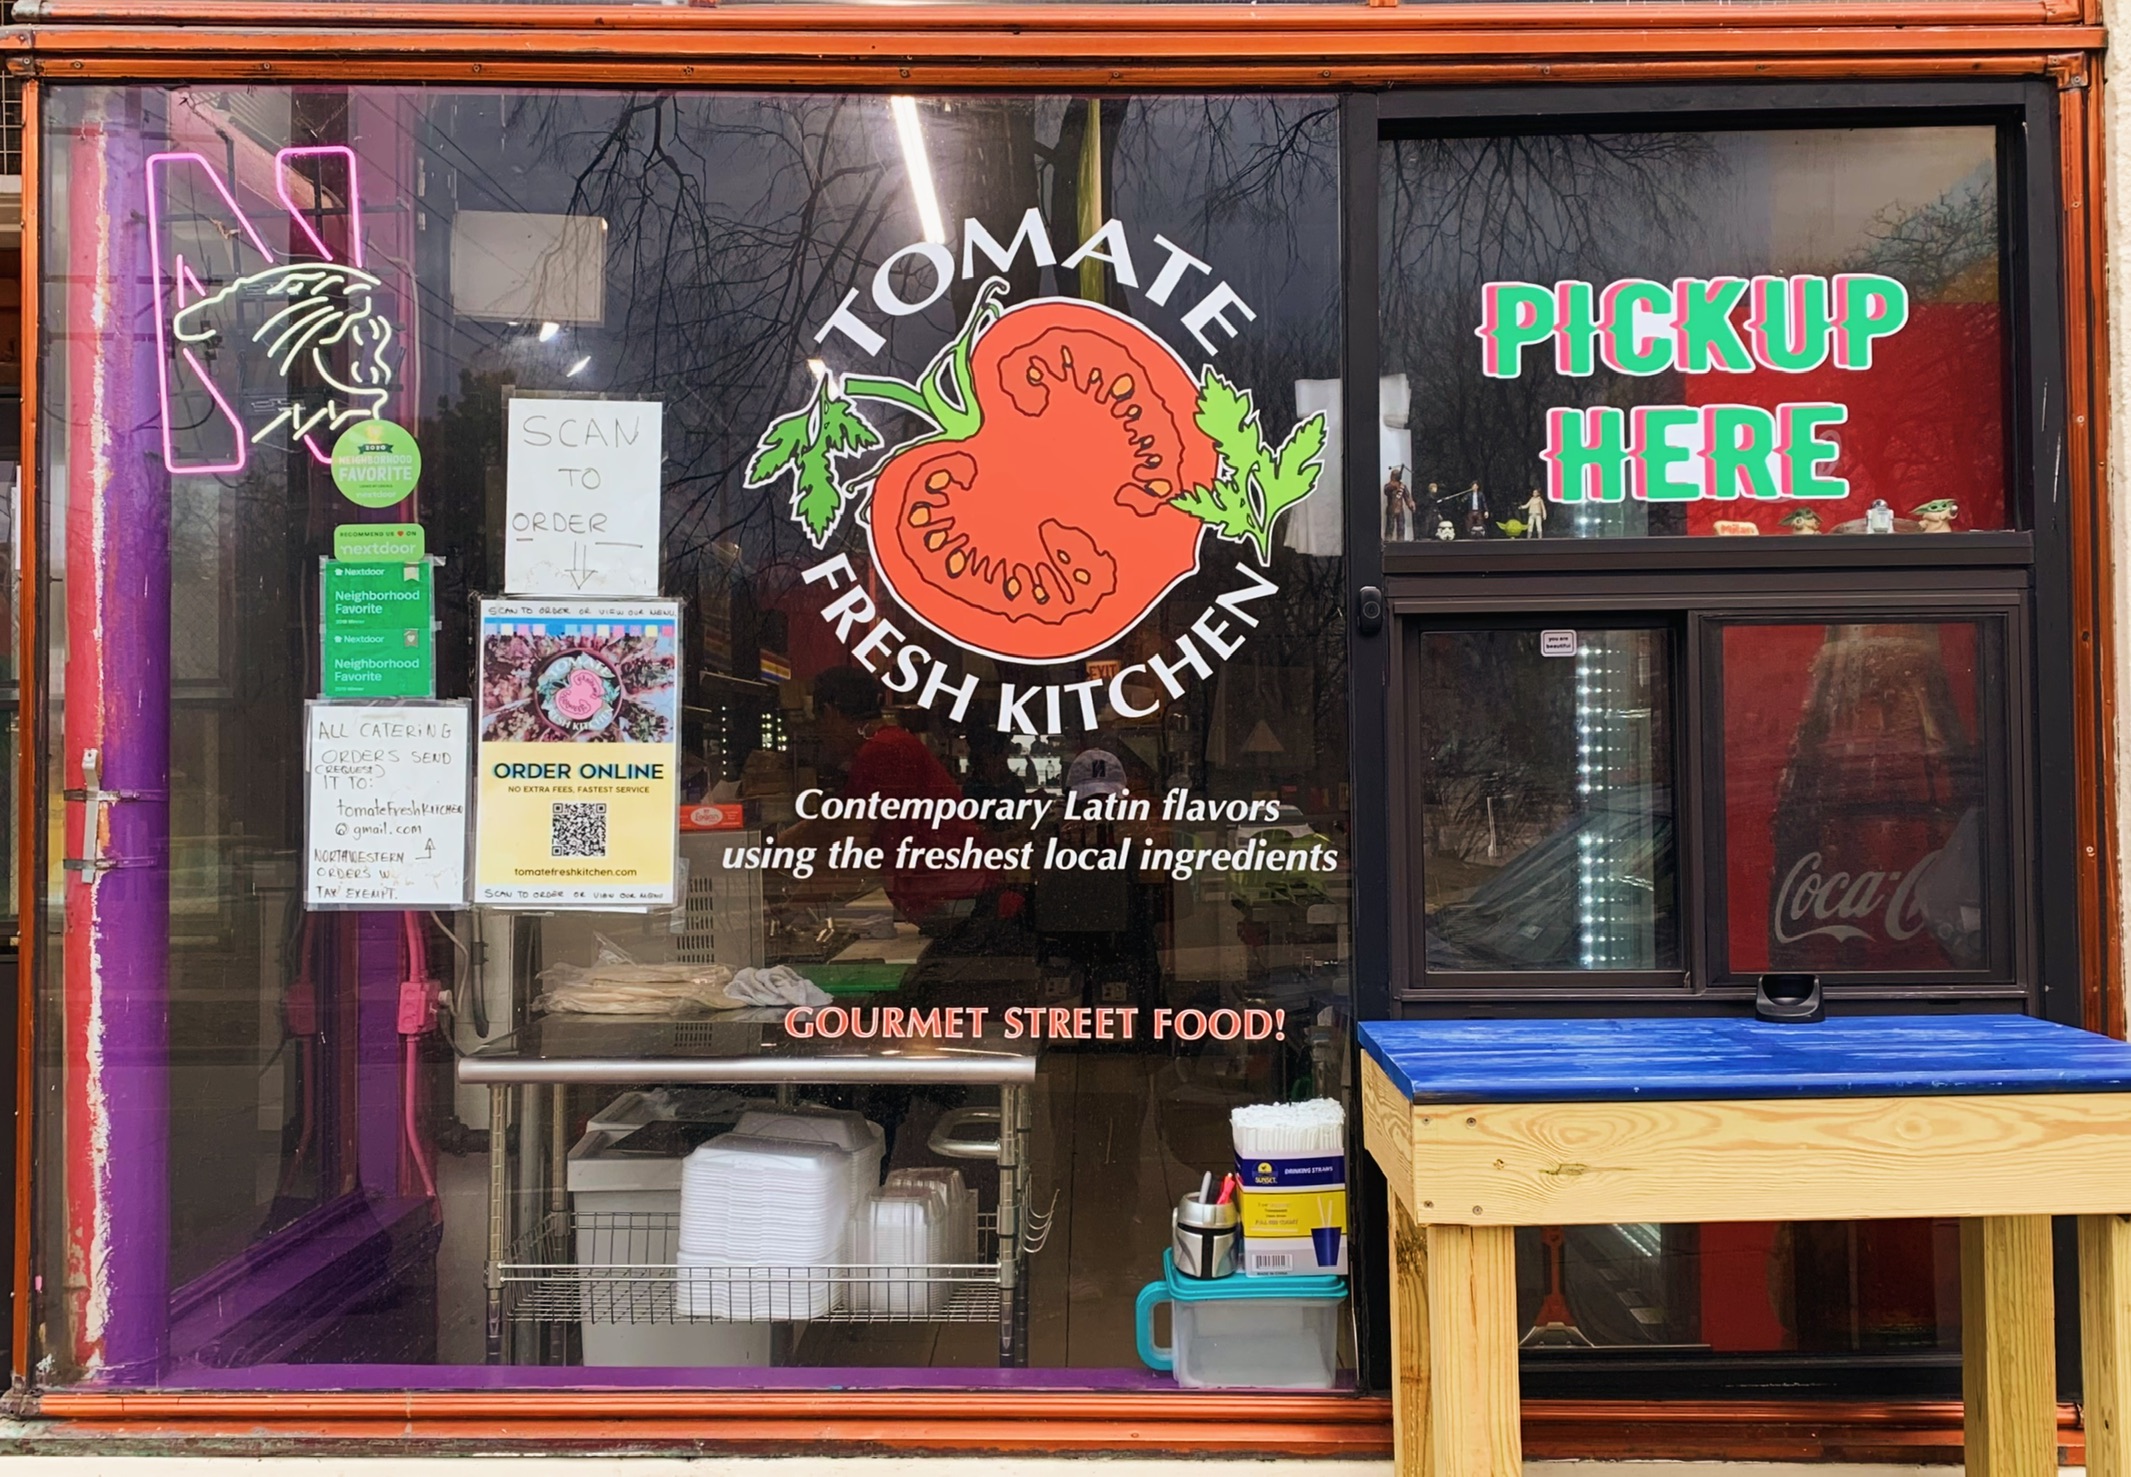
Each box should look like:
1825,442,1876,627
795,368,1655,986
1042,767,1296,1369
1359,1015,2131,1104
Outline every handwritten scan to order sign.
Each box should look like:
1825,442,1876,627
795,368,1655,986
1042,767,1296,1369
504,397,664,597
304,700,471,908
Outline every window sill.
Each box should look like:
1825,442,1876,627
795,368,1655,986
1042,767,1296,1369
15,1392,2088,1462
1382,531,2035,578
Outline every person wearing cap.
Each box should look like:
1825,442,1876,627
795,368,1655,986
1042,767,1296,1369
1065,747,1130,809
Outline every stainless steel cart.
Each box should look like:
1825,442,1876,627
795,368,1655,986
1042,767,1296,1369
458,1015,1042,1368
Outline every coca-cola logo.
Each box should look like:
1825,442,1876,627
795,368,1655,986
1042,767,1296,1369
1773,848,1942,945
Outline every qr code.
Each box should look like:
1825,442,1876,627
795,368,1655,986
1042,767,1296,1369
550,802,608,858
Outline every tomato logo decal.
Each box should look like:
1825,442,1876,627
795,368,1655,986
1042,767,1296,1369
747,277,1327,665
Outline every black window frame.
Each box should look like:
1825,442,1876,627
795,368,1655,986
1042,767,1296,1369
1343,79,2076,1030
1393,608,1690,998
1339,80,2078,1404
1385,584,2032,1004
1698,602,2028,997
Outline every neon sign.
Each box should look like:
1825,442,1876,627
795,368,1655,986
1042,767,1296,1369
147,145,399,476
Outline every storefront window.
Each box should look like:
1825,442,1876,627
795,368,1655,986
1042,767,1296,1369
1397,606,2019,997
1378,125,2007,543
39,86,1353,1388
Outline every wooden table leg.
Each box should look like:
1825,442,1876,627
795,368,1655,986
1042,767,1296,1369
1390,1196,1521,1477
1961,1215,2057,1477
2080,1214,2131,1477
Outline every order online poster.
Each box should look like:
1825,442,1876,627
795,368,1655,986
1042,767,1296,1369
473,598,681,908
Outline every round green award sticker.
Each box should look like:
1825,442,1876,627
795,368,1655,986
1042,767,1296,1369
331,419,422,508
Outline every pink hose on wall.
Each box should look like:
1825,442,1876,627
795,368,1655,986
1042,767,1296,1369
399,911,440,1214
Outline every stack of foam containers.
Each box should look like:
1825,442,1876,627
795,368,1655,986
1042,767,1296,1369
567,1092,769,1366
854,1182,948,1315
732,1106,885,1224
676,1135,855,1320
888,1166,977,1264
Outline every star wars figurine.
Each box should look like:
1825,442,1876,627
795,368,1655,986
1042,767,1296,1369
1522,489,1547,539
1865,499,1896,535
1461,482,1488,540
1434,516,1456,541
1382,466,1416,542
1911,498,1959,534
1779,507,1824,536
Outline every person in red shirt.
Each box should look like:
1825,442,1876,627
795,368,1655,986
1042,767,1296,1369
812,666,993,924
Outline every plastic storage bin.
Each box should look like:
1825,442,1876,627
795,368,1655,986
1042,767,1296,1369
1135,1251,1345,1389
567,1103,771,1367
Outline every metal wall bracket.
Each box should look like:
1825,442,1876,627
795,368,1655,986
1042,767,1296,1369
61,747,161,876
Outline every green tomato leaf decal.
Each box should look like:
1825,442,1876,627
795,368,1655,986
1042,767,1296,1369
744,376,884,547
1176,369,1327,565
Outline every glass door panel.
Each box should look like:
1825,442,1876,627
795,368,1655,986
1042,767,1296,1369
1712,617,2009,983
1412,624,1678,980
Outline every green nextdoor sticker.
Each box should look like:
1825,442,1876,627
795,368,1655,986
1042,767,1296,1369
321,558,435,699
331,419,422,508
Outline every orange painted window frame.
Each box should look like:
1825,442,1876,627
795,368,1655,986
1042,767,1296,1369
4,11,2115,1450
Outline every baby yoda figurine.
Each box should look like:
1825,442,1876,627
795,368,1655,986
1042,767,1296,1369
1911,498,1959,534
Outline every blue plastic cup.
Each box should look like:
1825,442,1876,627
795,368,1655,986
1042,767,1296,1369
1311,1224,1343,1268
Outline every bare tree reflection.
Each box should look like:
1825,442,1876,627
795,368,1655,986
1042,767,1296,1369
1380,132,1722,535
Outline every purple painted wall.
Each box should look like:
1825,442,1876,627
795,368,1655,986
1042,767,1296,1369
60,87,172,1383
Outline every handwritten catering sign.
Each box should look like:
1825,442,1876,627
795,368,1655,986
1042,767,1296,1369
1477,273,1911,504
303,701,469,908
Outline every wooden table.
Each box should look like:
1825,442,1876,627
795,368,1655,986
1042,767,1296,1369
1358,1015,2131,1477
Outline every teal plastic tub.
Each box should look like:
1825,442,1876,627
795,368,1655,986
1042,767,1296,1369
1134,1250,1346,1389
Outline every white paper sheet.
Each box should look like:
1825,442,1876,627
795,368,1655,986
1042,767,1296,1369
505,397,663,596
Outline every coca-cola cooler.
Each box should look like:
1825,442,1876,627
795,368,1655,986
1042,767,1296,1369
1725,620,1992,979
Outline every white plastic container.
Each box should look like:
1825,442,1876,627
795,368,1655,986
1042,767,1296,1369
853,1184,947,1315
1135,1252,1346,1389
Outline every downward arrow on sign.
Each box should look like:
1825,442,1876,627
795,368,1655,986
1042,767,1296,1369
567,542,596,590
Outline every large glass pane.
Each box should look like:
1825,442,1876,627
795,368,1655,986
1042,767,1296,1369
1414,626,1677,974
39,85,1353,1389
1719,620,1997,978
1516,1218,1961,1358
1379,126,2007,544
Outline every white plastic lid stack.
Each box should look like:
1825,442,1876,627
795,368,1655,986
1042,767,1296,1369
676,1134,854,1321
887,1166,976,1264
854,1184,947,1316
1231,1098,1347,1159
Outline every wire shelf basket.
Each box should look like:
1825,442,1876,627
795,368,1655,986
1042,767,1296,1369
499,1210,1007,1326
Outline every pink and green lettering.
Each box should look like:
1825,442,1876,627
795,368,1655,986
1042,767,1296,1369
1478,281,1555,379
1542,406,1632,502
1629,405,1702,501
1599,279,1674,376
1552,280,1599,376
1744,275,1834,373
1700,404,1781,500
1832,273,1910,371
1672,276,1752,374
1775,402,1848,497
